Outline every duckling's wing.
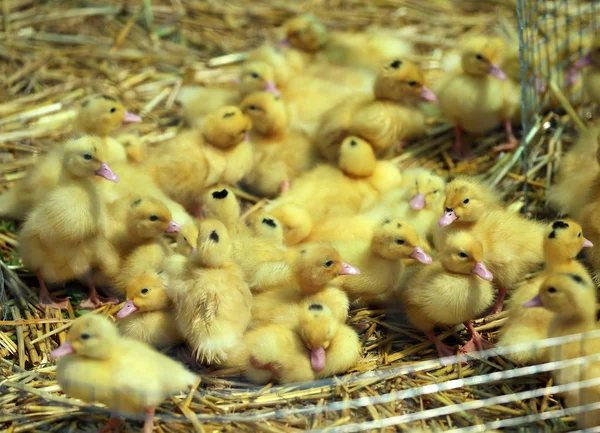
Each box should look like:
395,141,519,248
192,291,220,325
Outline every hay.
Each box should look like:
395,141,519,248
0,0,594,432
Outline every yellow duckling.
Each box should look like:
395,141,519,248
399,231,494,357
19,136,120,309
244,210,285,245
116,271,184,349
51,314,196,433
316,59,437,162
267,203,313,246
437,36,518,159
170,219,252,365
498,219,593,364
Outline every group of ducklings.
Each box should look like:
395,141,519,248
3,12,600,432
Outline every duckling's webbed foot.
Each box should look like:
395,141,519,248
143,406,156,433
460,321,494,353
98,415,122,433
450,125,475,161
37,273,70,309
79,276,120,309
493,120,519,153
425,330,455,359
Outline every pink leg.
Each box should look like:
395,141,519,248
490,286,507,314
279,180,290,193
99,415,123,433
79,273,119,309
142,406,155,433
460,321,495,353
493,120,519,153
36,272,69,309
425,330,455,358
450,125,474,160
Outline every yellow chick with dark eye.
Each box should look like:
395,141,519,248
245,210,285,245
19,135,120,309
51,314,196,433
331,219,432,306
145,106,252,215
170,219,252,365
399,231,495,357
269,136,403,233
498,219,593,364
437,37,518,159
240,91,318,197
567,34,600,105
315,59,437,162
115,271,184,349
267,203,313,246
179,61,280,127
437,176,544,313
523,271,600,429
176,221,200,257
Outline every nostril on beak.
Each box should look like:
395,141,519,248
445,207,453,213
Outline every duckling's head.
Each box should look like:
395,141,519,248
269,204,313,245
246,45,293,87
374,59,437,102
202,106,252,149
283,13,328,52
298,302,338,372
404,169,446,211
62,135,119,182
544,219,593,263
240,91,288,136
372,218,432,263
501,46,521,82
245,211,284,244
338,136,377,178
50,314,118,360
460,37,507,79
176,221,199,256
117,272,171,319
293,244,360,294
127,197,179,240
439,177,491,226
238,61,279,97
201,186,240,224
440,231,493,281
191,219,232,268
77,95,141,136
524,272,596,318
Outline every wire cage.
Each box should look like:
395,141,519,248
517,0,599,138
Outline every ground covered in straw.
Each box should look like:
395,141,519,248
0,1,593,432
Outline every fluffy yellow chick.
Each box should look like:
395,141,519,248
116,271,184,349
244,210,285,245
437,176,545,313
145,106,252,214
170,219,252,365
267,203,313,246
178,61,279,127
437,37,518,159
51,314,196,433
176,220,200,257
498,219,593,364
316,59,436,162
240,91,318,197
331,219,432,305
19,136,120,309
567,34,600,105
399,231,495,357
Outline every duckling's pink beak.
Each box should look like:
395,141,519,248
339,262,360,276
95,163,119,182
584,238,594,248
231,77,240,85
523,294,543,308
471,261,493,281
166,221,180,234
310,347,326,372
263,81,280,96
122,111,142,124
410,246,432,264
116,300,138,319
50,341,74,359
420,85,438,102
488,64,507,80
410,193,426,210
438,210,457,227
191,247,197,255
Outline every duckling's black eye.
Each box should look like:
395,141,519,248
149,215,159,221
408,80,418,87
548,287,557,293
324,260,333,267
183,237,188,242
459,252,468,258
80,333,90,340
475,54,484,61
83,153,93,160
350,139,357,147
308,303,323,311
578,232,582,238
262,218,277,228
390,60,402,69
247,105,258,111
463,198,470,204
395,239,405,245
110,107,117,113
251,72,260,79
141,288,149,294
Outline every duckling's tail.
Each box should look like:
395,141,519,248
0,188,32,220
